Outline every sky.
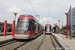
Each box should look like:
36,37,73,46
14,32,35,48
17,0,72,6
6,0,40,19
0,0,75,28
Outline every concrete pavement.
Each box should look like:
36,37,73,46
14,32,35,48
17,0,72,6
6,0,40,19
53,33,75,50
0,32,12,36
0,35,13,40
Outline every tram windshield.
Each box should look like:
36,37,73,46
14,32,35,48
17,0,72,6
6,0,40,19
16,19,29,30
36,26,39,31
47,26,50,32
45,26,51,32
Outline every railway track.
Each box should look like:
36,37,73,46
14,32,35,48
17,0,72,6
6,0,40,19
37,34,62,50
13,42,28,50
50,34,62,50
37,35,46,50
17,34,62,50
0,39,30,50
0,40,17,47
0,34,64,50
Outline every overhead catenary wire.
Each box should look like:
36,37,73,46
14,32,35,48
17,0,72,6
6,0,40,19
47,0,50,24
0,3,9,9
48,0,50,17
28,0,38,14
0,2,15,12
0,2,20,13
0,0,38,14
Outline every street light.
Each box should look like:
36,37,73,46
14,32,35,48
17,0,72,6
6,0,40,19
58,20,60,31
58,20,60,27
35,15,40,21
14,13,17,22
13,13,18,29
62,21,63,28
65,13,67,15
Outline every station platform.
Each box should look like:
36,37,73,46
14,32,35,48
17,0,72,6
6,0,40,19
0,32,12,36
0,32,12,34
0,35,14,44
0,32,13,43
53,33,75,50
0,35,13,40
0,32,12,40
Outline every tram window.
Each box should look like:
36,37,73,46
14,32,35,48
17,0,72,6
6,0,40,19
50,27,51,30
35,22,38,25
16,19,29,30
38,26,39,30
28,20,35,31
35,26,38,31
0,23,1,25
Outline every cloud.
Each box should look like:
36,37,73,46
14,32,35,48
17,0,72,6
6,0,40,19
7,5,22,13
0,0,75,27
39,17,56,26
0,14,13,23
39,17,64,28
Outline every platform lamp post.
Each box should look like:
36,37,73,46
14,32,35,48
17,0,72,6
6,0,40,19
13,13,18,29
58,20,60,32
35,15,40,22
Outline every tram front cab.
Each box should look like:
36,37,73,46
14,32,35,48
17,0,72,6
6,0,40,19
45,24,51,34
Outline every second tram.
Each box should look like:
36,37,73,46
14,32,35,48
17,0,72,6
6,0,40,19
45,24,51,34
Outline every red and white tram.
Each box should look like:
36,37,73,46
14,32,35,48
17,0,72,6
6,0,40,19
14,14,43,39
45,24,51,34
